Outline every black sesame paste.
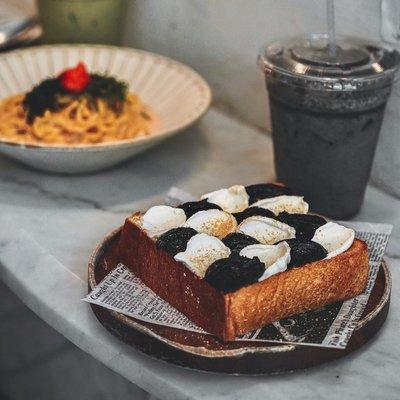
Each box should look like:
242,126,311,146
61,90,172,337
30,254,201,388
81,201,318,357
178,199,222,218
233,206,275,224
284,238,328,268
245,183,293,204
156,227,197,256
222,232,260,253
204,253,265,293
277,212,326,240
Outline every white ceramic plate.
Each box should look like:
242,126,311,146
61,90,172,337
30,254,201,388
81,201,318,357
0,45,211,173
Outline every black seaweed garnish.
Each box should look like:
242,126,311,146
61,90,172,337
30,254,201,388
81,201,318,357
204,253,265,293
178,199,222,218
284,239,328,268
23,74,127,123
23,78,62,123
246,183,293,204
233,206,276,224
156,227,197,256
222,232,260,253
277,212,326,240
86,74,127,112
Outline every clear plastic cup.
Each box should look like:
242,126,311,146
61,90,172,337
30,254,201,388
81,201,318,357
258,35,400,219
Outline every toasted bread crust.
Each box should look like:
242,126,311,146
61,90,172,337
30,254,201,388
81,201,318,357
117,216,369,341
226,239,369,338
118,216,228,336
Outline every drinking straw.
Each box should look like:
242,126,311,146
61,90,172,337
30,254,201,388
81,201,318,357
327,0,337,56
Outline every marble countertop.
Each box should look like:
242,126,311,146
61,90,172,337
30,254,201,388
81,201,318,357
0,108,399,400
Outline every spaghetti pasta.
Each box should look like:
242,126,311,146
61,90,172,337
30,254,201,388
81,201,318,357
0,92,154,146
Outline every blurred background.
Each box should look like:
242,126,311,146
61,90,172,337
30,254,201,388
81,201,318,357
1,1,399,399
3,0,387,132
122,0,384,131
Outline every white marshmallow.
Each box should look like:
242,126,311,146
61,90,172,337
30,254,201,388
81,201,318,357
201,185,249,213
252,195,309,215
238,216,295,244
185,209,237,238
312,222,355,259
141,205,186,238
240,241,291,281
174,233,231,277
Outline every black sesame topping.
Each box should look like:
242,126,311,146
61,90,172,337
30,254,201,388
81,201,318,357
178,199,222,218
233,206,276,224
284,239,328,268
246,183,293,204
204,253,265,293
277,212,326,240
156,227,197,256
222,232,260,253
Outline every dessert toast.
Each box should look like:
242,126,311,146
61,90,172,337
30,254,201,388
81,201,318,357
117,184,369,341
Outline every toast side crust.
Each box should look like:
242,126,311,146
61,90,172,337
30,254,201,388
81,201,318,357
226,239,369,339
117,216,228,337
117,215,369,341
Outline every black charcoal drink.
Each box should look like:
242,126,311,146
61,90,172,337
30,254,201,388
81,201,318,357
258,35,400,219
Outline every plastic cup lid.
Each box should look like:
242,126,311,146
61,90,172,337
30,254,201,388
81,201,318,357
258,34,400,91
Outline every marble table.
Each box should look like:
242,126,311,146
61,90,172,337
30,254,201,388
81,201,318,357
0,108,399,400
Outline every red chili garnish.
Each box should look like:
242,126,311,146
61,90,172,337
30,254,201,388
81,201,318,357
59,62,91,93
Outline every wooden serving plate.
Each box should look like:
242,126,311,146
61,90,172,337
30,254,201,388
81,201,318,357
88,228,391,375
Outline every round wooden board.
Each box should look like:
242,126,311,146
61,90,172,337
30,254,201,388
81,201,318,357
88,228,391,375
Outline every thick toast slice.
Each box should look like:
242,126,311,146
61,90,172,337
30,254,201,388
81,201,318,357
117,214,369,341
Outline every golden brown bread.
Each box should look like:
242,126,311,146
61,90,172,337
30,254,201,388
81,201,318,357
226,238,369,337
117,214,369,341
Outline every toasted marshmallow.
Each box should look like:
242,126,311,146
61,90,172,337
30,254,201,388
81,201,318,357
185,209,237,239
141,205,186,238
238,216,295,244
201,185,249,213
312,222,354,259
240,241,291,281
252,195,309,215
174,233,231,277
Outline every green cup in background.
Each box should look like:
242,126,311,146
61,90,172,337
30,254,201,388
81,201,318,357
37,0,126,45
